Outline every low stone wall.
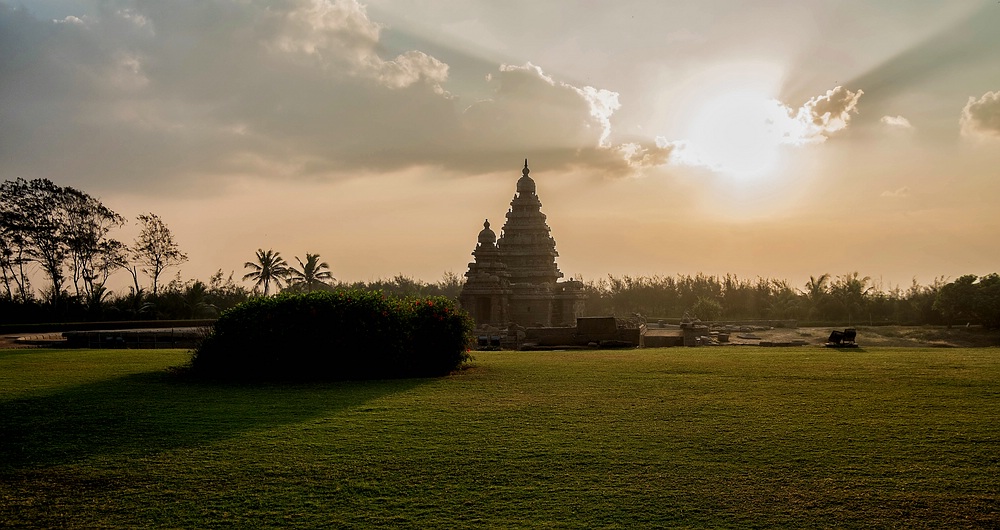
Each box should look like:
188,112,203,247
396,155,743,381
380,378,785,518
524,322,644,349
524,327,580,347
1,319,216,335
63,328,207,349
644,334,684,347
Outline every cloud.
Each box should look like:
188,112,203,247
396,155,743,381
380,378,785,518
780,86,864,145
881,186,911,198
4,0,453,191
0,1,662,193
614,139,675,170
662,86,863,177
460,63,624,157
960,90,1000,139
880,115,913,129
272,0,449,91
460,63,675,176
463,63,607,150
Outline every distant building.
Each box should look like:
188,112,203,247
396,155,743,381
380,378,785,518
460,160,586,328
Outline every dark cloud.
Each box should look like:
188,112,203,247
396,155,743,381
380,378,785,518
961,90,1000,139
0,0,653,195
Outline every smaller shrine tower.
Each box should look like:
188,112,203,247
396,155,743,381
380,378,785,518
458,220,512,328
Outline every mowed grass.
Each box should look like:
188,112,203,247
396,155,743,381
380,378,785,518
2,347,999,528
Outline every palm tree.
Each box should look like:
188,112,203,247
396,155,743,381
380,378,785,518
288,253,334,292
182,280,217,318
802,273,831,320
242,249,290,296
831,272,872,325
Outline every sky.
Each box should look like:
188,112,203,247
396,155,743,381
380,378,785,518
2,0,999,293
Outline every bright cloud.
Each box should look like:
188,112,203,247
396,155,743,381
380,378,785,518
275,0,448,91
960,90,1000,139
668,86,864,178
275,0,381,60
782,86,864,145
614,140,674,170
880,115,913,129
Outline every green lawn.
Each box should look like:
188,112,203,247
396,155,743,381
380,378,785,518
2,347,998,528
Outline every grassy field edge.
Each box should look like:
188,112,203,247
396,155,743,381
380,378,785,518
2,347,998,528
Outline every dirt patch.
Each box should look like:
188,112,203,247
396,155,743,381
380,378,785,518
0,333,67,349
0,335,31,349
3,326,999,350
745,326,1000,348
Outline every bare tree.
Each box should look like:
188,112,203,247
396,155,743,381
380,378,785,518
131,213,187,296
1,178,126,305
63,189,126,299
8,179,69,304
2,180,76,303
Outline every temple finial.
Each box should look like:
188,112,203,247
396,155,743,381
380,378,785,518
522,159,530,176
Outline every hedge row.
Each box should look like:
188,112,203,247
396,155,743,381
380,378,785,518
190,290,474,381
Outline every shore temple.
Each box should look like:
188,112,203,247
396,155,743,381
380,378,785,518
459,160,586,328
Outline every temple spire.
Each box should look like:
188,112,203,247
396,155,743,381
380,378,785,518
459,159,585,328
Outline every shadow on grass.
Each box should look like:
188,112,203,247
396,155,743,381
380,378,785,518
0,370,427,472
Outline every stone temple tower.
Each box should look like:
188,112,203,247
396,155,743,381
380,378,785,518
458,219,511,328
460,160,586,328
498,160,563,286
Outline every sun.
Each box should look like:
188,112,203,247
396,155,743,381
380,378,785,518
663,62,791,182
685,89,787,180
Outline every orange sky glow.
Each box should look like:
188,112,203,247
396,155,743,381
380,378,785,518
3,1,999,294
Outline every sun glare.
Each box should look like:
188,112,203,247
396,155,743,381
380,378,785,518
664,62,792,182
685,90,787,180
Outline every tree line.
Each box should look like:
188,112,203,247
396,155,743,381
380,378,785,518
1,178,186,315
241,247,464,300
0,180,462,323
2,178,996,328
582,272,999,328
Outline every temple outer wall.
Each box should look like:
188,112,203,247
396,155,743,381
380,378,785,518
458,293,509,329
507,295,554,327
522,316,645,348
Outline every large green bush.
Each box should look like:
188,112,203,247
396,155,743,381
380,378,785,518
190,290,474,381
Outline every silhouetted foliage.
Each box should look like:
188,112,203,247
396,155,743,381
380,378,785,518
935,273,1000,329
0,178,124,307
285,253,334,293
130,213,187,296
583,274,801,321
114,272,251,321
242,249,290,296
191,290,474,381
335,272,464,300
578,272,994,327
